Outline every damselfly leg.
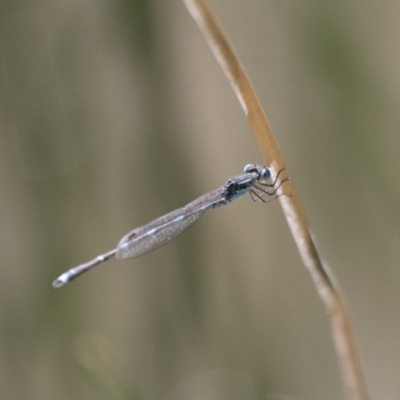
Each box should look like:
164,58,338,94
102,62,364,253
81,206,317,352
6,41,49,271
249,168,289,203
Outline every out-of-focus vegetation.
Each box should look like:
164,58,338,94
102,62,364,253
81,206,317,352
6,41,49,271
0,1,399,399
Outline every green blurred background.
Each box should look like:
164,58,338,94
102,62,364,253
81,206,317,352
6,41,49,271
0,1,399,399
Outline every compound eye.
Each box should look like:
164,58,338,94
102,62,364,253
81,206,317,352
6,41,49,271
244,164,257,174
260,168,271,180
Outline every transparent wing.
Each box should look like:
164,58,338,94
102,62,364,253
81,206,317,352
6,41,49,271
116,184,234,260
116,207,206,259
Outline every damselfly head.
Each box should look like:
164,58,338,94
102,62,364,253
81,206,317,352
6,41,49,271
243,164,271,181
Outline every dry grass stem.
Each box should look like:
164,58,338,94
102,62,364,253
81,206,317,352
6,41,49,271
183,1,369,400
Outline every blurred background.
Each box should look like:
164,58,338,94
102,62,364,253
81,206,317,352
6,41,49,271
0,1,399,399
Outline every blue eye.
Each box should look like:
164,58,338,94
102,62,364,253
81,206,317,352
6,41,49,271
243,164,256,174
260,168,271,180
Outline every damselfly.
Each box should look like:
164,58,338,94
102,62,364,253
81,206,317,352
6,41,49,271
53,164,286,288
